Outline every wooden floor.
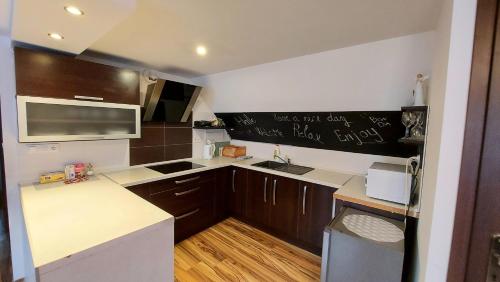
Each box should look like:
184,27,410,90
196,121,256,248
175,218,321,282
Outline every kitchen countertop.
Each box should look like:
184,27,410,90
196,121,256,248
334,175,420,218
104,156,354,189
20,175,173,269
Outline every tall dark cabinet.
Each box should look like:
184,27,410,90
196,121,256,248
267,175,300,238
227,167,248,218
246,170,271,227
297,182,336,251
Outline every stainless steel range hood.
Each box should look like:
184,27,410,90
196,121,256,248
142,79,201,122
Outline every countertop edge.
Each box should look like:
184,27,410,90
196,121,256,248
334,176,420,218
108,159,353,189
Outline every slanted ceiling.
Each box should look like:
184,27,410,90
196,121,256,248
11,0,442,77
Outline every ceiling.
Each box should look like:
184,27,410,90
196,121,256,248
11,0,442,78
0,0,12,35
11,0,136,54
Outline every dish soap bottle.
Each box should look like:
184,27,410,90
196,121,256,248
273,145,281,160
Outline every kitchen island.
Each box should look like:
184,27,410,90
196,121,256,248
20,175,174,282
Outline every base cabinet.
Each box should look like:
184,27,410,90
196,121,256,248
215,167,230,222
298,183,336,252
126,171,216,243
127,166,336,252
227,167,248,218
246,170,271,227
267,175,300,238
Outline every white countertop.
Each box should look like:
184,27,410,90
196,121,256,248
334,176,419,218
104,157,354,189
20,175,173,268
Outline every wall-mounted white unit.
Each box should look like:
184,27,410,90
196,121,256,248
17,96,141,142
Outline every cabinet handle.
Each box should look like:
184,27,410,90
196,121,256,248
175,208,200,220
272,179,277,206
74,95,104,101
174,176,200,185
263,177,268,203
174,187,200,196
232,169,236,192
302,185,308,215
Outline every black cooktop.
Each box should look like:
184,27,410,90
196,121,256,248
147,161,205,174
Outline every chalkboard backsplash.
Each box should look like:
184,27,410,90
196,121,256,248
215,112,417,158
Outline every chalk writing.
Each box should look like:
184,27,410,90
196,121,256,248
303,115,321,123
234,114,256,126
274,113,291,122
293,123,324,144
334,127,385,146
255,127,284,137
215,111,414,158
369,116,391,128
327,113,352,128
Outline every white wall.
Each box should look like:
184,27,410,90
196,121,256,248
193,32,435,174
417,0,477,281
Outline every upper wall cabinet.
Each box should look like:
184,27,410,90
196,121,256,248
14,47,140,105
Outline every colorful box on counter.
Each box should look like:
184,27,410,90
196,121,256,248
39,172,65,184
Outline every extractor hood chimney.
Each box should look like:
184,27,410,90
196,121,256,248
142,79,201,123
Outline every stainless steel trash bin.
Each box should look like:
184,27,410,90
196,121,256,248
321,208,405,282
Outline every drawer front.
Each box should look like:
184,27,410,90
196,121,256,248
149,171,215,195
150,181,214,216
174,201,214,242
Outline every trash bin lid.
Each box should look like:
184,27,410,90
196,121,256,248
342,214,404,243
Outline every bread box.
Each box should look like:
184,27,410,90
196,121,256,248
222,145,246,158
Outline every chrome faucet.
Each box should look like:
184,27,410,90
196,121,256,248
274,152,291,164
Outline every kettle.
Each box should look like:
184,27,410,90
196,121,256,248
203,140,216,160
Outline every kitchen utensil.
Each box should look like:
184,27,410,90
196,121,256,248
203,140,216,160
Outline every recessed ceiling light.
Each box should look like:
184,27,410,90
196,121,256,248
196,46,207,56
48,33,64,40
64,6,84,16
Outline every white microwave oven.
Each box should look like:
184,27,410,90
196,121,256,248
366,162,412,204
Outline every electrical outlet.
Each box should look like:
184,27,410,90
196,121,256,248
27,143,60,153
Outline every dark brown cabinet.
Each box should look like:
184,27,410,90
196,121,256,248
214,167,230,221
15,47,140,105
246,170,271,227
227,167,248,218
246,171,301,241
126,166,336,253
126,171,216,243
297,182,336,252
268,175,300,238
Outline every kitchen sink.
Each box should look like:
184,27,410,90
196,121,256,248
252,161,314,175
252,160,286,169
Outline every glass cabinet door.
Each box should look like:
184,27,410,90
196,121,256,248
17,96,141,142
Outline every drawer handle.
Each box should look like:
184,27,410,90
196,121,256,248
74,95,104,101
302,185,308,215
232,170,236,192
174,187,200,196
150,189,172,197
175,176,200,185
175,208,200,220
263,176,268,203
272,179,277,206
